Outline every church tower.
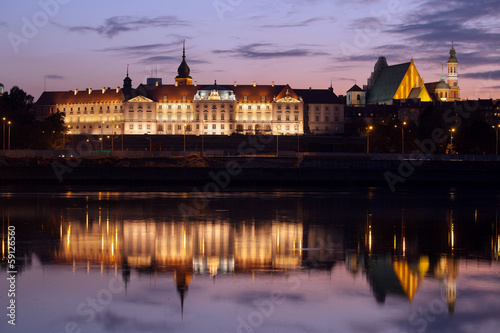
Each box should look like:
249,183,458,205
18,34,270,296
175,41,193,86
447,43,460,101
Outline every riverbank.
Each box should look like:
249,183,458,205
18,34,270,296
1,154,499,188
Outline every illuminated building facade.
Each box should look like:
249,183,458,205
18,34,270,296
34,46,345,136
352,45,460,105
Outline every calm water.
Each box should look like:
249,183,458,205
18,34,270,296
0,187,499,333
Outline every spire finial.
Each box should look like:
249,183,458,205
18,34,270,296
126,64,129,77
183,40,186,59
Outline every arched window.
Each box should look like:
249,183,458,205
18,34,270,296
356,94,361,101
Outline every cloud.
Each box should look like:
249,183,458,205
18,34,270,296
140,56,209,65
0,21,7,27
260,17,336,28
61,16,188,38
44,75,65,80
213,43,328,59
461,70,500,80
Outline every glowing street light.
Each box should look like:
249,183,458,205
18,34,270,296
450,128,455,154
297,121,303,153
201,120,205,157
2,117,5,151
276,125,281,157
183,123,187,152
7,121,11,150
367,125,373,154
401,121,406,154
494,124,500,156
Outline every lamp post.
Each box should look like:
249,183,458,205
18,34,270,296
450,128,455,154
494,124,500,156
2,117,5,151
401,121,406,154
201,120,205,157
144,134,152,151
367,126,373,154
297,121,302,153
276,125,281,157
183,123,187,152
99,137,103,150
8,121,11,150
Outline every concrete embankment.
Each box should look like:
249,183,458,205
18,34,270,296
0,155,499,188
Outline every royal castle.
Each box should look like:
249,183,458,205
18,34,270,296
34,42,345,136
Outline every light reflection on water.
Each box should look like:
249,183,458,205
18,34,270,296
0,188,499,333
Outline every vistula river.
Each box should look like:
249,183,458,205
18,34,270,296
0,187,499,333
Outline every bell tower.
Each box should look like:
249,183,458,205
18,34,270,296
447,43,460,101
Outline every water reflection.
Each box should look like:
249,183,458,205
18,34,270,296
0,189,499,332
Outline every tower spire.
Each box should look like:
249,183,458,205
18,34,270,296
126,64,129,77
183,40,186,59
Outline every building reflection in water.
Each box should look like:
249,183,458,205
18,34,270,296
1,195,499,319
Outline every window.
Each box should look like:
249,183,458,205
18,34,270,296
129,124,134,130
212,113,216,121
212,124,216,130
316,116,320,122
325,116,329,122
221,114,225,121
294,114,299,121
221,124,225,130
204,113,208,121
277,115,281,121
295,105,299,110
138,124,142,130
356,94,361,101
158,125,163,131
177,125,182,130
147,125,151,130
286,114,290,121
168,125,172,130
278,105,282,110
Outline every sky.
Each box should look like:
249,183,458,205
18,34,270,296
0,0,499,101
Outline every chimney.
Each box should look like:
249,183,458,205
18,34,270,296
272,81,274,87
194,81,197,86
234,81,237,87
253,81,256,87
102,87,106,94
116,86,120,93
74,89,78,95
88,88,92,94
155,81,159,87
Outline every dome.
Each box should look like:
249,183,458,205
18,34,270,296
436,75,450,90
176,43,191,79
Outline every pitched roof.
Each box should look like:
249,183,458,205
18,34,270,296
408,87,422,99
424,82,439,98
367,62,411,105
347,84,364,92
35,88,126,105
295,88,342,104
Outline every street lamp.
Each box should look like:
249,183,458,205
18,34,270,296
99,137,103,150
401,121,406,154
183,123,187,152
449,128,455,154
297,121,303,153
2,117,5,151
276,125,281,156
201,120,205,157
367,126,373,154
8,121,12,150
494,125,500,156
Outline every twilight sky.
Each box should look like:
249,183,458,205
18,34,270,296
0,0,499,101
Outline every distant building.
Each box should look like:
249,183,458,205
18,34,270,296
425,44,461,102
364,58,432,105
346,84,365,107
34,44,345,136
0,82,4,96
